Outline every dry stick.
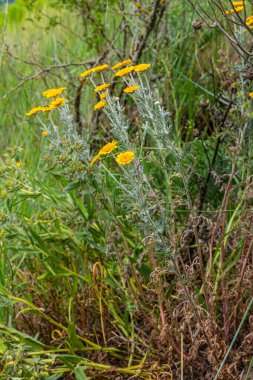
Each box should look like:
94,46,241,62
2,60,94,100
74,17,126,134
75,79,88,135
133,0,166,62
187,0,253,58
5,45,44,69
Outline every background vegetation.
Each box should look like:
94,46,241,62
0,1,252,379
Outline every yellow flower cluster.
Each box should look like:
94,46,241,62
78,58,151,110
114,63,151,77
26,97,68,116
26,87,68,117
26,57,151,123
225,1,246,15
90,140,135,166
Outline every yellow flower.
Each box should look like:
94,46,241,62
80,68,93,78
114,66,136,77
50,98,67,109
99,140,118,155
17,160,22,168
232,1,246,5
80,64,109,77
100,91,108,99
123,85,139,93
249,92,253,98
92,64,109,73
90,153,101,166
112,59,132,70
225,5,245,15
26,106,42,116
94,100,107,110
116,151,135,165
40,105,53,112
246,16,253,25
135,2,147,12
90,140,118,165
42,130,49,136
94,83,111,92
42,87,67,99
134,64,151,72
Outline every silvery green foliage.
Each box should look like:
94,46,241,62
130,77,173,149
103,96,130,147
97,85,180,265
40,105,90,181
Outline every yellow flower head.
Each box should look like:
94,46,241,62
100,91,108,99
26,106,42,116
232,1,246,5
99,140,118,155
40,105,53,112
135,2,147,12
94,83,111,92
80,68,93,78
123,85,139,93
90,153,101,166
249,92,253,98
42,87,67,99
112,59,132,70
114,66,136,77
225,5,245,14
94,100,107,110
42,130,49,136
17,160,22,168
100,91,109,99
246,16,253,25
116,151,135,165
92,64,109,73
50,97,67,109
134,64,151,72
